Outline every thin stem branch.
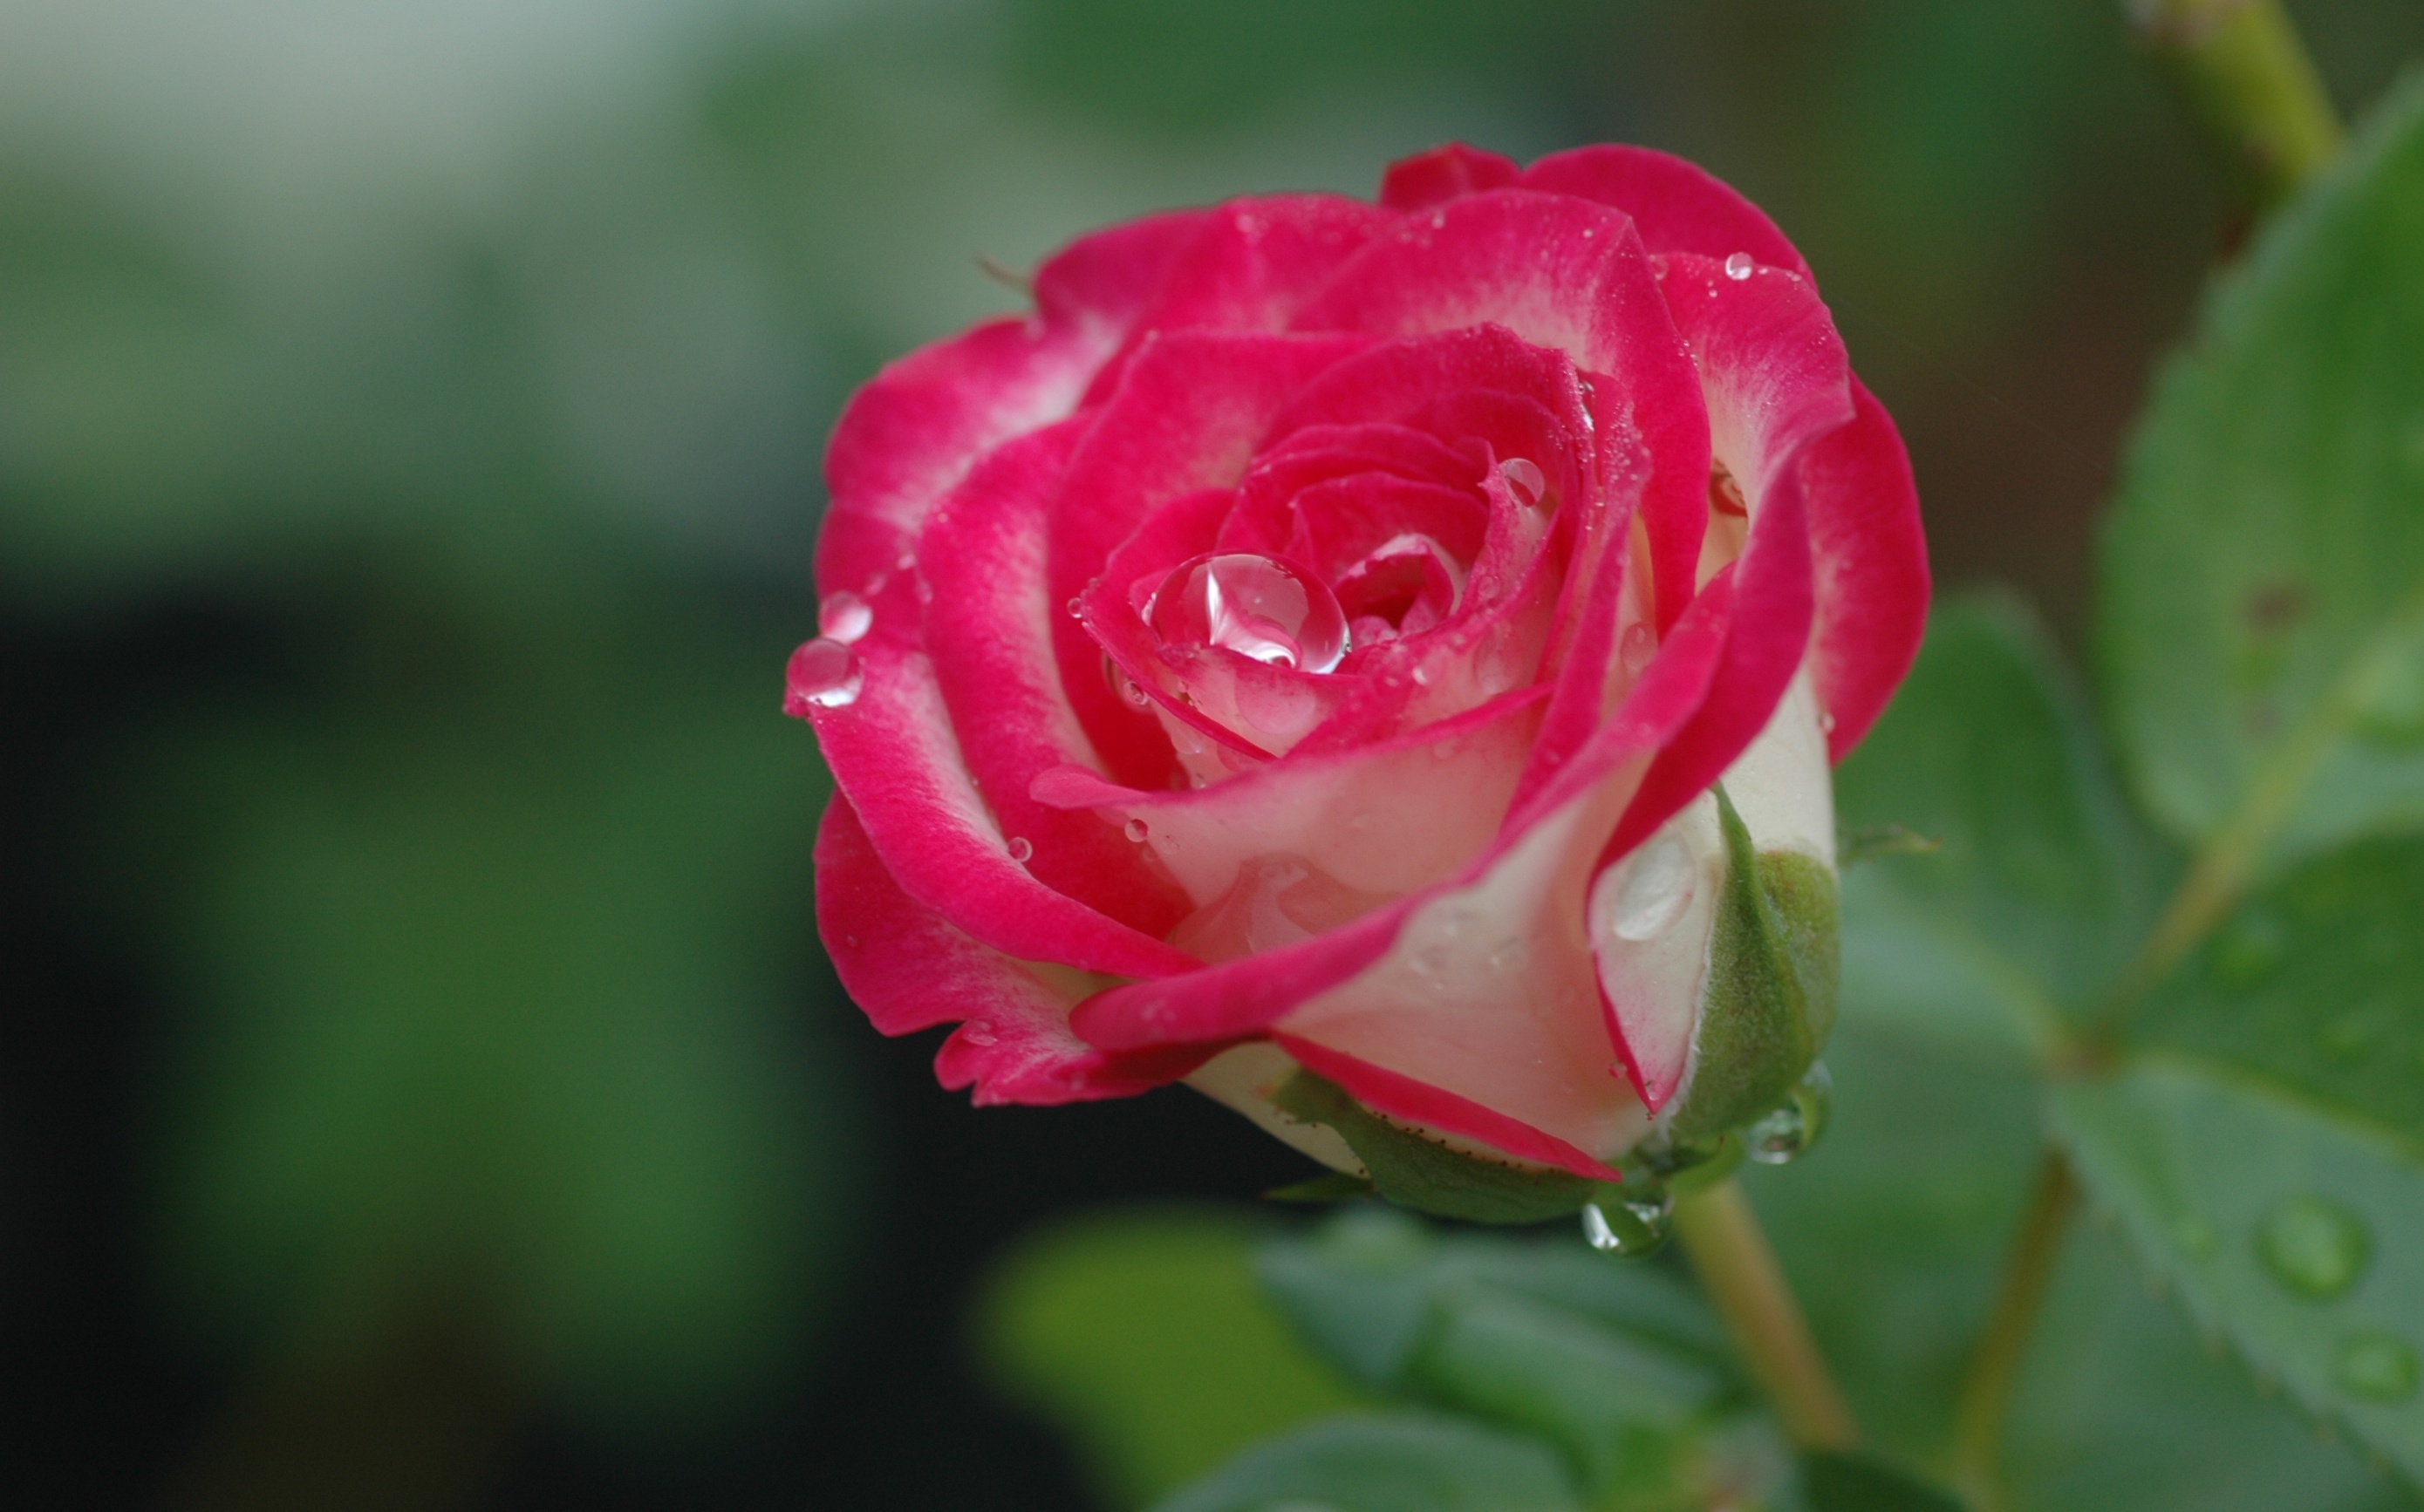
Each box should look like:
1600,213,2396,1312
1949,1150,2080,1512
2130,0,2343,214
1674,1178,1860,1452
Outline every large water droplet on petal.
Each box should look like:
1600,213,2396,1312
1724,250,1755,281
817,590,873,644
2257,1193,2369,1298
1499,456,1546,507
2336,1330,2421,1402
1745,1061,1832,1165
1599,833,1696,942
783,637,863,713
1582,1190,1674,1256
1146,552,1348,673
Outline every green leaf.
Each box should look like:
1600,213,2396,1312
2054,836,2424,1489
976,1209,1363,1509
1257,1209,1742,1498
1833,594,2166,1064
1151,1413,1585,1512
1745,1023,2403,1508
1799,1450,1963,1512
1258,1209,1731,1396
2100,72,2424,876
1273,1072,1612,1224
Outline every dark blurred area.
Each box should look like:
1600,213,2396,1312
5,2,2422,1508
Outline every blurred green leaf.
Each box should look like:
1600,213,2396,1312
2100,71,2424,875
978,1208,1363,1509
1151,1413,1585,1512
1833,594,2167,1065
1745,1020,2406,1508
137,605,850,1431
1798,1449,1962,1512
1258,1209,1744,1500
2051,837,2424,1488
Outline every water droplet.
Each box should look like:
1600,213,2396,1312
1582,1191,1674,1256
2336,1330,2421,1402
1724,251,1755,281
961,1020,999,1047
1006,836,1034,864
1619,622,1655,677
2257,1194,2369,1298
1486,938,1530,975
1499,456,1547,507
1145,551,1348,673
817,590,873,644
1818,710,1837,735
1639,1128,1728,1178
1124,818,1150,843
1599,833,1696,943
1067,596,1084,618
1745,1061,1832,1165
783,637,864,713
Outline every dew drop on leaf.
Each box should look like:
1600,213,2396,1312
2256,1193,2370,1298
2335,1330,2420,1402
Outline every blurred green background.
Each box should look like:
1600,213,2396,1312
5,1,2421,1508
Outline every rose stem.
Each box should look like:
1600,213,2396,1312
1949,1149,2080,1512
2128,0,2343,217
1672,1177,1860,1451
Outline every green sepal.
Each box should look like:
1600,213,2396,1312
1666,787,1841,1141
1273,1071,1620,1225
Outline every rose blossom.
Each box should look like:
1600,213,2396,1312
789,143,1925,1193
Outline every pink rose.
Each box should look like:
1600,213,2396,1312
791,143,1926,1190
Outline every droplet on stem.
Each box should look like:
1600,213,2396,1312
1581,1190,1674,1256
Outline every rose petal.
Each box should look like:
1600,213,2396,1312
1520,145,1809,278
1379,142,1523,211
816,798,1211,1104
1799,379,1929,759
921,418,1193,936
1273,1033,1627,1182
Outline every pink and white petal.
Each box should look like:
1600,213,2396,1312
1520,146,1808,278
921,419,1193,937
807,545,1203,978
1273,1034,1627,1182
820,209,1210,599
1033,684,1546,911
1379,143,1522,211
1269,745,1656,1169
1600,469,1814,870
1798,380,1929,760
817,798,1206,1104
1657,254,1854,514
1052,330,1377,781
1070,593,1736,1060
